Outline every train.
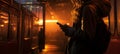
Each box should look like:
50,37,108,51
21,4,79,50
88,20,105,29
0,0,45,54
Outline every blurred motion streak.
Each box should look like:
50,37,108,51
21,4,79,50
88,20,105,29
35,20,58,25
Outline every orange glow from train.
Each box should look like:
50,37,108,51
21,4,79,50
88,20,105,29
4,21,8,23
0,24,4,27
1,16,8,19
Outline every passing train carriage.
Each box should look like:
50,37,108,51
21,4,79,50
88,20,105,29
0,0,42,54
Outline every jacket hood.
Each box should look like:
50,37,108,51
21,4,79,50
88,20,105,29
95,0,111,17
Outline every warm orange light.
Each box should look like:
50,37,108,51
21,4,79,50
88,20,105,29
34,20,58,25
0,24,4,27
50,12,53,15
51,15,55,19
103,18,109,26
66,23,70,25
39,20,58,24
4,20,8,23
32,46,39,50
24,38,30,40
42,44,59,52
1,16,8,19
104,20,108,23
13,27,16,31
103,18,108,23
39,20,58,22
46,20,58,22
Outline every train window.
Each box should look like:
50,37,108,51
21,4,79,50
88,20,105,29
23,14,30,38
0,10,9,41
9,14,18,41
31,6,44,48
31,17,40,47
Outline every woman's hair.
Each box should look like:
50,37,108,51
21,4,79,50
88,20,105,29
71,0,111,22
70,0,82,22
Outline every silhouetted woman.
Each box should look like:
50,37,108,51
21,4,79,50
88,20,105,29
57,0,111,54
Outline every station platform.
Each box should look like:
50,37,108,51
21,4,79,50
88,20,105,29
39,37,120,54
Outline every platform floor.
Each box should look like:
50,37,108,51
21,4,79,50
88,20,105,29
39,44,65,54
39,37,120,54
106,37,120,54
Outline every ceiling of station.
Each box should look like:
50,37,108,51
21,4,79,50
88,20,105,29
44,0,73,21
16,0,73,22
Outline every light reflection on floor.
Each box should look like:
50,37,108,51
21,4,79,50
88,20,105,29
39,44,64,54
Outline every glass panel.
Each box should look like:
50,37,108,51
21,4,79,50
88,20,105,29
24,14,30,38
9,14,17,41
31,17,40,48
0,10,9,41
31,6,43,48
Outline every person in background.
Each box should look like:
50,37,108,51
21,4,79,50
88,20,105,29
38,28,45,52
57,0,111,54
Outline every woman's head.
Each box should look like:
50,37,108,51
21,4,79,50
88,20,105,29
71,0,92,5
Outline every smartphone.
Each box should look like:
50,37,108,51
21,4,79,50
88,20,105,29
56,22,63,26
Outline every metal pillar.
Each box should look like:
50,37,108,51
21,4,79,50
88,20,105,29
42,3,46,43
113,0,118,36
